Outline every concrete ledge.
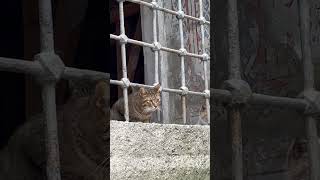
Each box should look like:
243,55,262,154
110,120,210,180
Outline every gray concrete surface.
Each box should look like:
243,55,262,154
110,120,210,180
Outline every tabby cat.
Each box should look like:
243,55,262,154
0,80,110,180
110,84,161,123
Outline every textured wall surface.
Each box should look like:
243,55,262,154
110,120,210,180
141,0,210,125
212,0,320,179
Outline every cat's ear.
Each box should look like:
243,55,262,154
138,87,146,96
154,84,161,92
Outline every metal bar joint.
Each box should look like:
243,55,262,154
222,79,252,106
34,52,65,83
298,89,320,116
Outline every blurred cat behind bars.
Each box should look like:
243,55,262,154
0,79,110,180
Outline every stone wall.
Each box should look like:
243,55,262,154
110,120,210,180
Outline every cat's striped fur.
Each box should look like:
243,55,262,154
110,84,161,123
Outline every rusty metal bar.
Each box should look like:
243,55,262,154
38,0,62,179
298,0,319,180
227,0,243,179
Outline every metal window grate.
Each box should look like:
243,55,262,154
211,0,320,179
0,0,110,179
110,0,211,123
0,0,317,179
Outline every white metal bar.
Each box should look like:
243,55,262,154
126,0,210,25
199,0,210,124
152,0,159,84
177,0,187,124
110,34,206,60
151,0,161,122
110,80,208,97
118,0,130,122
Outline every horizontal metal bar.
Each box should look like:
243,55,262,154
126,0,210,25
0,57,109,82
250,93,307,110
0,57,43,75
127,38,155,49
110,79,208,97
211,88,308,110
0,56,308,111
110,34,207,60
62,67,109,81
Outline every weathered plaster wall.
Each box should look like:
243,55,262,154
141,0,210,125
213,0,320,179
110,120,210,180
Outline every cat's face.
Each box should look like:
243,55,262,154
138,84,161,113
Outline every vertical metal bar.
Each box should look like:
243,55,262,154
38,0,61,179
199,0,210,124
227,0,243,179
178,0,187,124
298,0,319,180
229,108,243,180
119,0,130,122
299,0,314,90
41,82,61,180
305,116,319,180
227,0,241,80
152,0,159,84
152,0,161,122
39,0,55,52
